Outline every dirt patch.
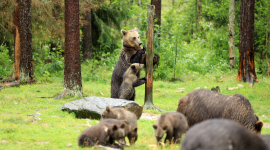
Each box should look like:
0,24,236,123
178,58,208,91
264,123,270,128
140,113,160,120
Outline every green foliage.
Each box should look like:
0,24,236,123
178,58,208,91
91,2,130,57
0,44,13,78
32,44,64,83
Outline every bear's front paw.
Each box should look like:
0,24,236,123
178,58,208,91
142,45,146,52
141,77,147,81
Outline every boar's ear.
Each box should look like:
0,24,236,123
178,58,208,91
152,125,157,129
120,123,125,129
163,125,168,131
255,120,263,133
121,29,127,36
133,127,137,132
112,125,118,131
105,106,110,112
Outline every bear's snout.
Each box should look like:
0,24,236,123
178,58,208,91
139,42,142,46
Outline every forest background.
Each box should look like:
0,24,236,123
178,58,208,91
0,0,269,81
1,0,270,149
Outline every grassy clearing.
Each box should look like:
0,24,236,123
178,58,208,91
1,74,270,150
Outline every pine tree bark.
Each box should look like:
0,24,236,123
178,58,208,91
82,10,93,60
266,5,270,76
198,0,202,22
194,0,198,35
228,0,235,67
138,0,141,6
19,0,34,82
55,0,82,99
151,0,161,32
13,0,21,80
236,0,258,87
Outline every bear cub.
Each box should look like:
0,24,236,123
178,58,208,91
153,112,188,145
118,63,146,101
101,106,138,129
78,123,126,149
99,119,138,145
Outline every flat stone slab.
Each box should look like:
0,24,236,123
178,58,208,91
59,96,143,120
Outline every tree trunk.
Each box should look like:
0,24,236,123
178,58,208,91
151,0,161,32
172,0,174,6
82,10,93,60
194,0,198,35
198,0,202,22
144,5,162,111
55,0,82,99
19,0,34,82
236,0,258,87
138,0,141,6
228,0,235,67
13,0,21,80
266,5,270,76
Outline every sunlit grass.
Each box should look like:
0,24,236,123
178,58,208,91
1,74,270,149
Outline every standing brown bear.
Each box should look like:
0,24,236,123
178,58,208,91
111,28,159,99
176,89,263,133
111,28,143,99
153,112,188,145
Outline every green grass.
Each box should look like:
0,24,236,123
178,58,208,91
1,74,270,150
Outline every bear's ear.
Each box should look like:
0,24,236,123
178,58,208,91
107,128,111,134
133,127,137,132
121,29,127,36
105,106,110,112
133,28,139,31
120,123,126,129
255,120,263,133
152,125,157,129
112,125,118,131
163,125,168,130
131,64,136,70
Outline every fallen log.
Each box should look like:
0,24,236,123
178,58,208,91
0,80,21,90
0,78,16,83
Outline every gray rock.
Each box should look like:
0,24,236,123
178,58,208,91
59,96,143,120
35,113,41,116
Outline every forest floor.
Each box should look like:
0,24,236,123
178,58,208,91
1,74,270,150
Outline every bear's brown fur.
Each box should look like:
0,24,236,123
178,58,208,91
101,106,137,129
111,28,143,99
181,119,268,150
152,112,188,145
176,89,263,133
78,123,126,149
260,135,270,149
118,63,146,101
99,119,138,145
